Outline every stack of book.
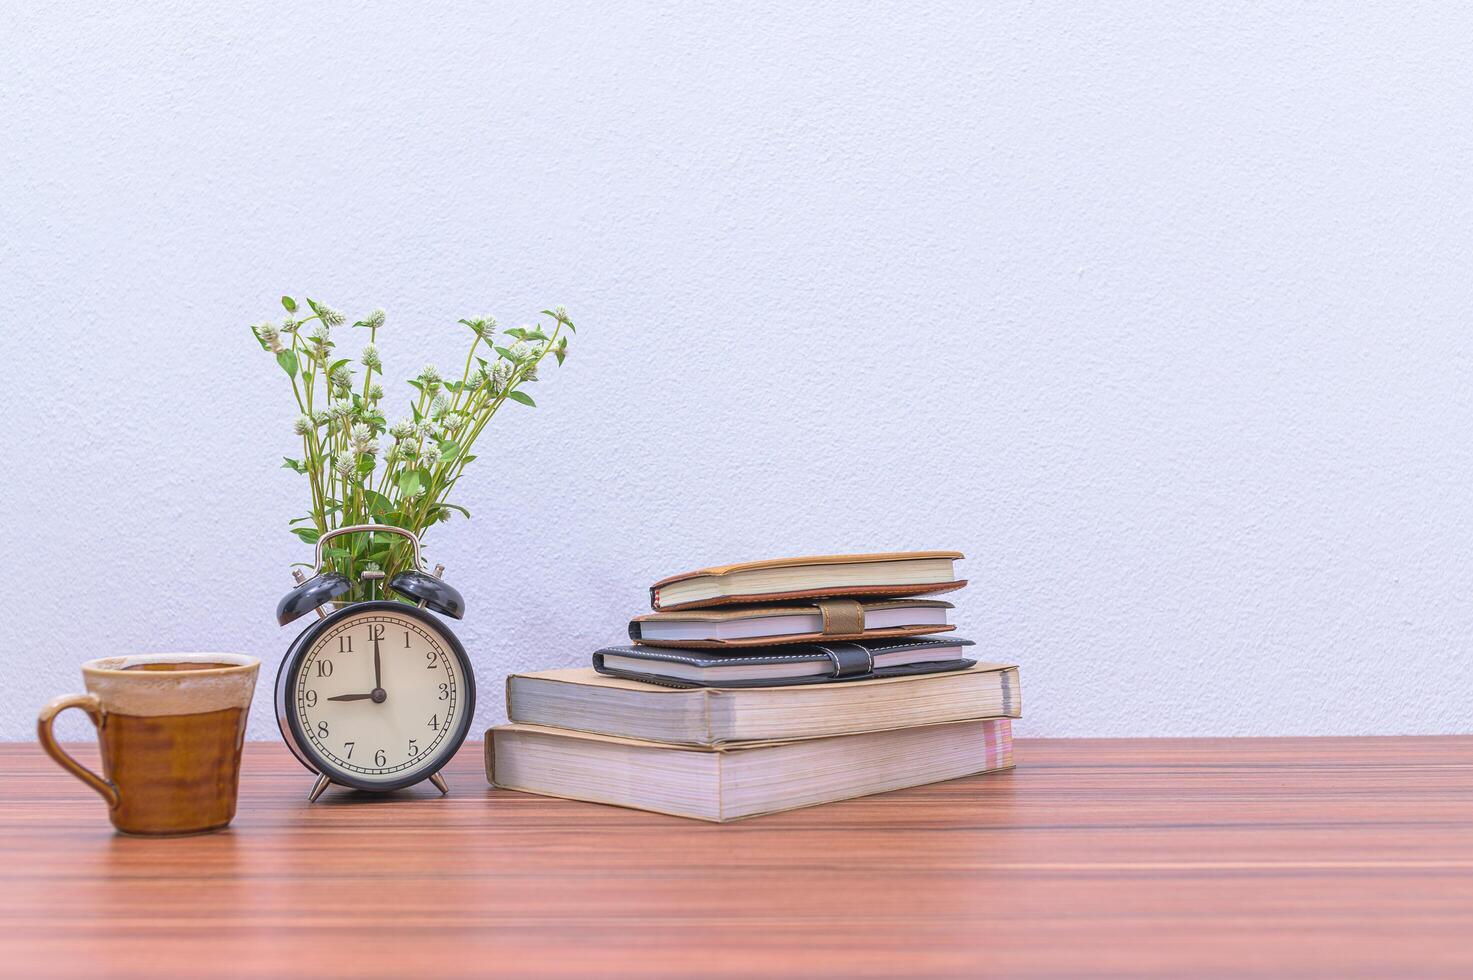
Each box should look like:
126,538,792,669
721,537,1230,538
486,552,1021,821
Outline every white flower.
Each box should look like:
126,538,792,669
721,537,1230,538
367,382,384,401
329,364,353,392
333,451,355,476
292,414,313,436
419,442,443,465
281,317,299,334
313,410,331,426
257,323,283,352
490,361,511,393
415,419,441,439
389,419,416,440
361,344,381,371
552,306,570,324
328,401,354,421
508,341,531,362
430,393,449,417
364,309,385,330
523,359,539,382
319,305,346,327
419,364,442,386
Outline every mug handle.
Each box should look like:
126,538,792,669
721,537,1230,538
37,693,121,809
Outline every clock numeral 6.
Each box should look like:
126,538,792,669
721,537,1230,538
438,682,450,701
374,749,387,767
316,659,333,678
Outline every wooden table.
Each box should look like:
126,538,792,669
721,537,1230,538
2,737,1470,977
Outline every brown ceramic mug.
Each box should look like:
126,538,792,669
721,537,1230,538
37,653,260,836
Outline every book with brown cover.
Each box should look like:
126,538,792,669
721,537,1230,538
648,551,967,611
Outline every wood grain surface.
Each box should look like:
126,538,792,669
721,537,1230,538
2,737,1470,978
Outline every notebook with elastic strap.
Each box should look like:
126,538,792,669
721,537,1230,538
593,637,976,688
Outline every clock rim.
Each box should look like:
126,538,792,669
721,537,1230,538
274,600,477,792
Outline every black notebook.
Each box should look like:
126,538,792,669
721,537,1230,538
592,637,976,688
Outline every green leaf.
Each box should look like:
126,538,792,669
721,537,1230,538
363,490,394,517
437,439,461,462
282,296,298,313
281,457,305,473
439,502,472,519
494,346,519,362
399,468,423,498
276,349,298,378
505,327,528,340
506,390,536,407
328,358,349,375
250,325,272,351
292,527,322,543
553,346,566,366
357,455,376,475
461,454,477,464
525,328,549,342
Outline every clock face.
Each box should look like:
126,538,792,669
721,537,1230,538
289,607,468,786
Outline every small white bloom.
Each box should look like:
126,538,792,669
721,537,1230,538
419,364,442,386
333,451,355,476
330,364,353,392
292,414,313,436
258,323,283,352
367,381,384,401
319,305,347,327
389,419,416,440
430,393,449,417
490,361,511,393
361,344,381,371
328,401,354,421
364,309,385,330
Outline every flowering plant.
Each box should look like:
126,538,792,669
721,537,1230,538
252,296,574,602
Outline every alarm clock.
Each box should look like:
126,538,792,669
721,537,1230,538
274,524,476,801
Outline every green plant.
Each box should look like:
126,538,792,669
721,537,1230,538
252,296,575,602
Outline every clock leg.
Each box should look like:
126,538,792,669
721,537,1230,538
308,773,333,802
429,772,449,796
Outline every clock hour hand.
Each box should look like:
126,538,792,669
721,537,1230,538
326,692,375,702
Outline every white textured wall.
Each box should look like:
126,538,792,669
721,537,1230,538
4,2,1471,743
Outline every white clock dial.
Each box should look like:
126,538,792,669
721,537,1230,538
294,611,461,784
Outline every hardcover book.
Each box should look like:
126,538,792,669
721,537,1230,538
505,661,1021,746
648,551,967,611
486,718,1015,822
629,598,955,647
